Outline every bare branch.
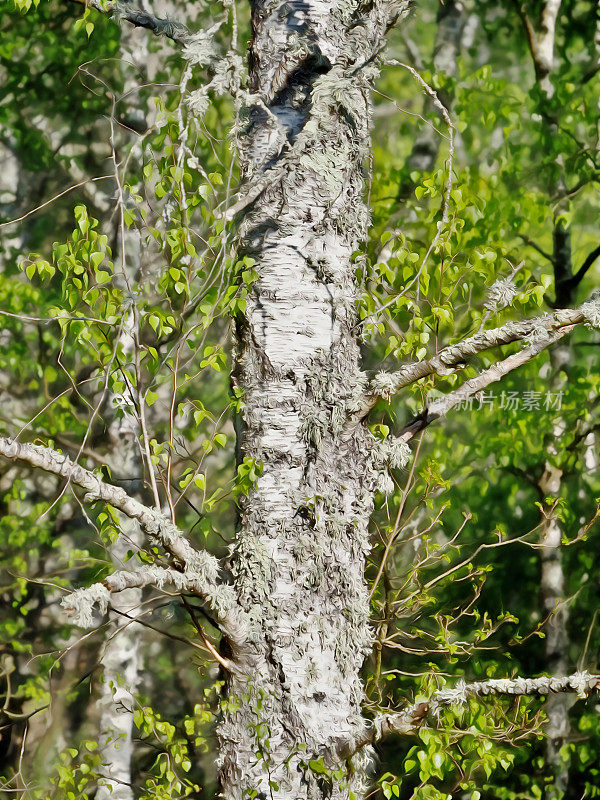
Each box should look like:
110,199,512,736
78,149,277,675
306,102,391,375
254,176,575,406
0,438,188,560
367,299,600,409
519,234,554,264
104,565,204,595
336,672,600,758
66,0,192,45
397,327,571,442
0,438,247,643
571,243,600,289
377,670,600,737
62,566,242,656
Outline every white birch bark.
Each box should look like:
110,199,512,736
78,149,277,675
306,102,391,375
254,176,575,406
219,3,408,799
95,22,151,790
96,307,143,800
5,4,599,797
96,537,142,800
538,456,570,800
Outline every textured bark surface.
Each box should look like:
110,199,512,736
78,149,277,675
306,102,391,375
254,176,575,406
538,343,572,800
96,308,143,800
219,3,407,798
96,525,142,800
539,457,570,800
5,3,600,797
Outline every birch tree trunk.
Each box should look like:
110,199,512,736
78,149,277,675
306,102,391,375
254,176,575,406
95,6,205,787
517,3,575,793
96,512,142,800
538,452,570,800
95,23,153,791
96,310,143,800
219,3,406,798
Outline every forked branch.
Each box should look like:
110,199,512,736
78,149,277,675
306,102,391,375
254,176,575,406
367,298,600,409
336,672,600,758
0,438,246,642
397,326,571,442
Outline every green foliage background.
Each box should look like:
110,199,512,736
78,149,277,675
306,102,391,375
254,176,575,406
0,1,599,799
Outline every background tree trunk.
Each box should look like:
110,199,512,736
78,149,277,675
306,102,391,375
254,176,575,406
400,0,470,186
518,3,576,794
95,20,160,792
96,307,143,800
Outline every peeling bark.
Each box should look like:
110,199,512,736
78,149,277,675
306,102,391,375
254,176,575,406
221,3,408,798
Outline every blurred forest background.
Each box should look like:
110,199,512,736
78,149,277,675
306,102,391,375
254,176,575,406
0,0,599,798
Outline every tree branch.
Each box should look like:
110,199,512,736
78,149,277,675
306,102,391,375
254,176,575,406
377,670,600,738
336,672,600,758
102,565,186,594
62,566,242,657
519,234,554,264
396,327,571,442
0,437,246,643
571,243,600,289
367,299,600,409
66,0,192,46
0,438,189,561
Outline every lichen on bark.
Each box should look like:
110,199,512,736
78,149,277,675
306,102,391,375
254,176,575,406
218,2,409,798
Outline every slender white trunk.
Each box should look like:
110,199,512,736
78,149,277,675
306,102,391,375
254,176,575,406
95,308,144,800
96,297,144,800
517,5,573,792
96,519,143,800
538,455,569,800
94,11,175,788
